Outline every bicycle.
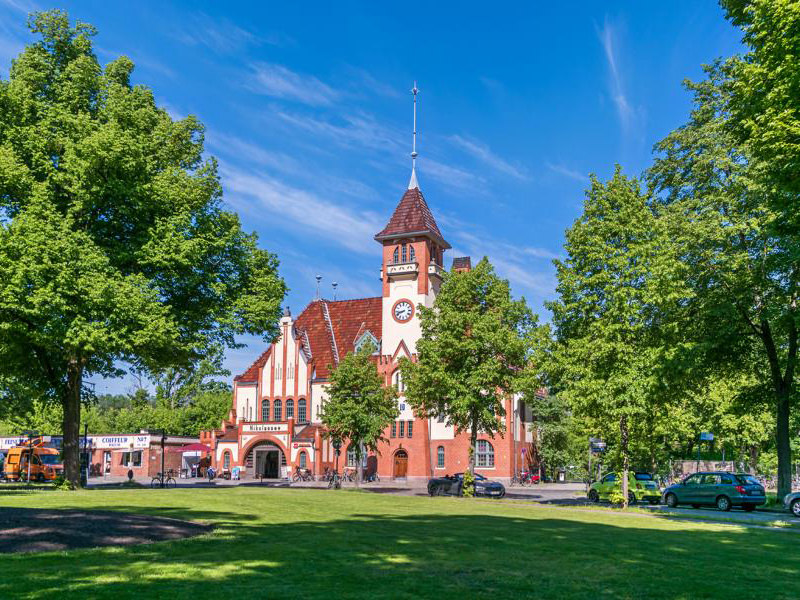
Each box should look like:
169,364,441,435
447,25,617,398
327,472,342,489
151,471,177,489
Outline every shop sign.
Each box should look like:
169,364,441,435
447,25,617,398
243,424,287,434
94,435,149,449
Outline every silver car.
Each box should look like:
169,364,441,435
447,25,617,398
783,492,800,517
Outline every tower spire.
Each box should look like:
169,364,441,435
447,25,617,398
408,81,419,190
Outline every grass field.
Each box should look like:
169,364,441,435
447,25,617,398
2,487,799,599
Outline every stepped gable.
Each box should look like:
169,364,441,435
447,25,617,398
374,187,449,247
234,347,271,383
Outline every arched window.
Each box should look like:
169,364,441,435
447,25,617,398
347,445,357,468
298,399,307,423
393,370,404,393
409,245,415,262
401,244,407,262
262,400,269,422
286,399,294,419
392,246,399,264
476,440,495,468
274,399,282,421
223,451,231,470
437,446,445,469
299,451,307,469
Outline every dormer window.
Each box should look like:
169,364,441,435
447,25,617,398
354,330,380,354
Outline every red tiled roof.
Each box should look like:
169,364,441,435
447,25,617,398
451,256,472,271
374,187,449,247
233,297,382,383
234,347,271,383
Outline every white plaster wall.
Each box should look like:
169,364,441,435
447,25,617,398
382,280,428,358
311,382,328,423
216,442,239,464
236,385,257,423
430,419,455,440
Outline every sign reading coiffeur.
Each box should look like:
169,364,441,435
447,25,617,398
94,435,150,449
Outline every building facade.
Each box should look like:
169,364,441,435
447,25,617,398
201,169,541,482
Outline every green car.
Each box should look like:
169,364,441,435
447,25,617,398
588,472,661,505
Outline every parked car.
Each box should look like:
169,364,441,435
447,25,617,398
662,472,766,512
427,472,506,498
588,471,661,505
783,492,800,517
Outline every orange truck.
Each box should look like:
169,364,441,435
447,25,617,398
3,438,63,482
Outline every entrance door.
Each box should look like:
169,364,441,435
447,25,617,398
393,450,408,479
255,451,267,478
265,451,279,478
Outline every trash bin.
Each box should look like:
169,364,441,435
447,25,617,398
557,469,566,483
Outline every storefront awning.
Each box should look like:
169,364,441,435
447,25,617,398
168,443,212,454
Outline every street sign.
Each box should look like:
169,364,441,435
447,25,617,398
700,432,714,441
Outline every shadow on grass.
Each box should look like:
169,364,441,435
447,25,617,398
2,502,800,600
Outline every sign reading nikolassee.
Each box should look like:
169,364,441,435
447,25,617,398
243,424,287,433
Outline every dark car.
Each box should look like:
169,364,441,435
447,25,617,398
428,472,506,498
662,472,766,512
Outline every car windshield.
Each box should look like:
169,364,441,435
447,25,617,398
735,474,760,486
634,473,653,481
38,455,61,465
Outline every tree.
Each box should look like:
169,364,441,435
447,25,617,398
321,342,399,487
401,258,533,492
548,169,663,507
648,61,799,499
151,346,231,409
0,11,286,485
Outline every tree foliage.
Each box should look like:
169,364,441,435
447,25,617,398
321,342,399,486
401,258,534,487
0,11,286,484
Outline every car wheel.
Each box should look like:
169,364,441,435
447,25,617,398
742,504,756,512
716,495,732,512
588,489,599,503
428,484,437,497
691,504,701,509
790,499,800,518
665,493,678,508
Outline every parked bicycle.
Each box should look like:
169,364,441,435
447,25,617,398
292,467,315,482
327,471,342,489
151,470,177,489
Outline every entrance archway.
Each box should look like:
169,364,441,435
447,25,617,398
393,450,408,479
246,442,286,479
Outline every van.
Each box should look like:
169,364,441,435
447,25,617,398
4,438,63,482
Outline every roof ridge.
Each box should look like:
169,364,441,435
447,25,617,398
320,300,340,365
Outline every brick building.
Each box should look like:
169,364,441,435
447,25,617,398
201,153,543,482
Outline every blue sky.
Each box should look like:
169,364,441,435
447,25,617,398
0,1,743,394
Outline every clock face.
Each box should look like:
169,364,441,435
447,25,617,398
393,300,414,322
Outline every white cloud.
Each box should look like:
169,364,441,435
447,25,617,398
173,14,263,54
546,162,590,184
249,63,339,106
221,165,384,255
597,17,644,136
448,134,528,181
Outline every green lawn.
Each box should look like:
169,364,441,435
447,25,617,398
2,487,799,599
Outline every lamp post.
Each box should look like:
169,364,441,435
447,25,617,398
21,430,38,484
332,438,342,490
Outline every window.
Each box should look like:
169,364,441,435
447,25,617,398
391,422,396,438
299,452,307,469
399,421,405,438
298,399,307,423
347,446,357,468
393,246,399,264
393,371,405,393
274,399,282,422
407,420,413,438
223,452,231,470
262,400,270,422
437,446,445,469
684,473,702,485
122,451,142,467
286,399,294,419
721,474,733,485
401,244,407,262
476,440,494,468
602,473,617,483
409,245,415,262
437,412,445,423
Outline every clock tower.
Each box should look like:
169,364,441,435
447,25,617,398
374,84,450,359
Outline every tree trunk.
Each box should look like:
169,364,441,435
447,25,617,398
620,415,629,509
749,445,759,474
62,358,83,487
776,385,792,500
354,444,361,488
